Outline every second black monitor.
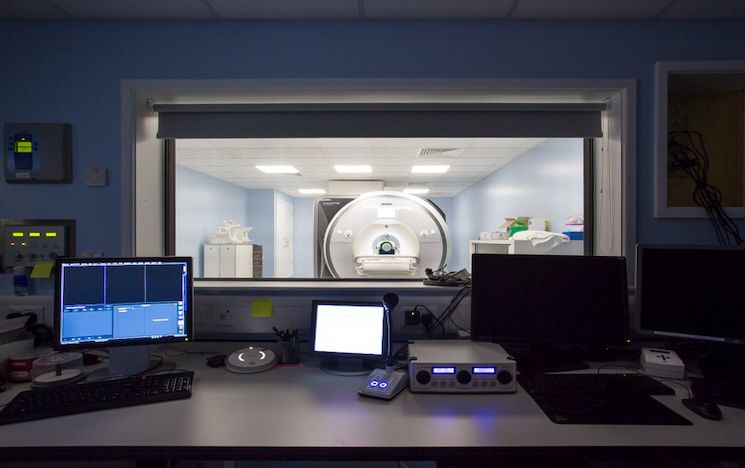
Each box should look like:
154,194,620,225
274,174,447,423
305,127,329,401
471,254,628,346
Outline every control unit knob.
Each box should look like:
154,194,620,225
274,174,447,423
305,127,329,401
416,370,431,385
457,370,471,385
497,370,513,385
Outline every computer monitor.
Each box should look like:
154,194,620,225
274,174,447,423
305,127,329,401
54,257,193,375
311,300,385,375
637,245,745,381
471,254,629,372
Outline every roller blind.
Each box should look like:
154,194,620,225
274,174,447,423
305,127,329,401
154,103,604,139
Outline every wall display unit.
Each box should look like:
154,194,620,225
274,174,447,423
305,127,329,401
655,61,745,218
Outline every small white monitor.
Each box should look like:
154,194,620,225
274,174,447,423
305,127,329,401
311,301,385,357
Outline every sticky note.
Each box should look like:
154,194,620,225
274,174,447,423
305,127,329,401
30,261,54,279
251,300,272,318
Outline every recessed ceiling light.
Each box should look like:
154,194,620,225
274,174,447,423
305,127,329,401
298,188,326,194
334,165,372,174
411,165,450,174
255,165,299,174
403,187,430,194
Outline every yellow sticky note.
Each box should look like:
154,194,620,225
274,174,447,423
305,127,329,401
251,300,272,318
30,261,54,279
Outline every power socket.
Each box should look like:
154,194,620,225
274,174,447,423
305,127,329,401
404,308,420,326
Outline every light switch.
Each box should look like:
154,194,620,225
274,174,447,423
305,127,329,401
85,168,107,187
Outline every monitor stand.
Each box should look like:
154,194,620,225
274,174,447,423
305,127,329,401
320,357,378,376
506,344,589,374
88,345,171,380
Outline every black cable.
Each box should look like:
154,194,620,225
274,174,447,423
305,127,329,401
668,130,745,246
658,379,692,399
428,285,471,338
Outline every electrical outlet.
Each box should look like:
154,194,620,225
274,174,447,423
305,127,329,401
5,304,44,321
404,308,421,326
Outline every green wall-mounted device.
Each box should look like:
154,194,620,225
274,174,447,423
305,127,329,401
4,123,72,183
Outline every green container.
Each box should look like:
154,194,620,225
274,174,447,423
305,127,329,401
509,225,529,237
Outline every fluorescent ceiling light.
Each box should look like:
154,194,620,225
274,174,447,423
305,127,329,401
404,188,430,195
255,165,299,174
298,188,326,194
334,165,372,174
411,165,450,174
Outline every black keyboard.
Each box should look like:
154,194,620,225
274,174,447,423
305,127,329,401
0,370,193,425
518,373,675,397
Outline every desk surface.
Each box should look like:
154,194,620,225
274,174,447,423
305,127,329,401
1,347,744,462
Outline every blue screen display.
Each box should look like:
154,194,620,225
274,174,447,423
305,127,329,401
473,367,496,374
59,260,188,345
432,367,455,374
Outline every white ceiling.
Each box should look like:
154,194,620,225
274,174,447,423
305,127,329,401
2,0,745,20
175,137,546,198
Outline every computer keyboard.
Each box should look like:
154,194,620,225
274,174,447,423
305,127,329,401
0,370,193,425
518,373,675,397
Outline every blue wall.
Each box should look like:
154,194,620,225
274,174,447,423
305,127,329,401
176,166,275,277
449,139,584,269
1,19,745,291
293,197,316,278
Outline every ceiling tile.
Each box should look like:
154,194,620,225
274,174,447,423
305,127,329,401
460,148,520,159
364,0,513,19
0,1,68,19
207,0,360,19
659,0,745,19
470,138,534,148
513,0,670,19
176,137,550,198
272,148,325,158
261,138,319,148
177,139,216,149
207,138,267,148
53,0,213,19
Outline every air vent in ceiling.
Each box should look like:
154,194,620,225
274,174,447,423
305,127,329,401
417,148,464,158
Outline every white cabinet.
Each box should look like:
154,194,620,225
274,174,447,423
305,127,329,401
468,239,584,270
204,244,263,278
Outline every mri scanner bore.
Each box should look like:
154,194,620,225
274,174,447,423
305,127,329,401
318,191,451,278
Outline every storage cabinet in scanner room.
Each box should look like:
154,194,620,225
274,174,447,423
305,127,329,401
203,244,263,278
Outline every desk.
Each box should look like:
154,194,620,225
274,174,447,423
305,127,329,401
1,348,744,466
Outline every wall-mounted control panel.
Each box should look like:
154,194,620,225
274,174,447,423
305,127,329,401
408,341,516,393
0,220,75,272
4,123,72,183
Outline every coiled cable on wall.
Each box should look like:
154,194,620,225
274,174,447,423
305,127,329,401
668,130,745,246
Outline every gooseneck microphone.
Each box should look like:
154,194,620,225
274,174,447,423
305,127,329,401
382,292,399,373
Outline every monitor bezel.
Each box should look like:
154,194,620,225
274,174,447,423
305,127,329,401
471,253,630,346
54,256,194,350
635,244,745,346
310,299,386,359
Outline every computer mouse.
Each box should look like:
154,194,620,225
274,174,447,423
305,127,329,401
682,398,723,421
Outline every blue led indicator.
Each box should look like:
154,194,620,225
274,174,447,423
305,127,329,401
473,367,496,374
432,367,455,374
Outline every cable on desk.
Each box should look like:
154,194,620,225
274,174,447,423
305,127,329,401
596,364,641,374
658,379,692,399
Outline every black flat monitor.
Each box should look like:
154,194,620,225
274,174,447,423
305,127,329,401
471,254,629,372
54,257,193,375
311,300,385,375
637,245,745,382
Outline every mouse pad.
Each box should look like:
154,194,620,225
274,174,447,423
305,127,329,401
529,394,692,425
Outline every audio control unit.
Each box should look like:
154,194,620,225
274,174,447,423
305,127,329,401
408,341,516,393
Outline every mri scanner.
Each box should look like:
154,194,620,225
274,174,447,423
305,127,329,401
315,191,451,278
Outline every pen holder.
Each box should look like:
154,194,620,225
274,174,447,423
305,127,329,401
278,340,300,364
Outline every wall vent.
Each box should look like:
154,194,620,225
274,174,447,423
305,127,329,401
417,148,464,158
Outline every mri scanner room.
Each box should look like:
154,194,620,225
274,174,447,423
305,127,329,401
174,137,586,279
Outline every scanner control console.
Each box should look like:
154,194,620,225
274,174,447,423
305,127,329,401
408,341,516,393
